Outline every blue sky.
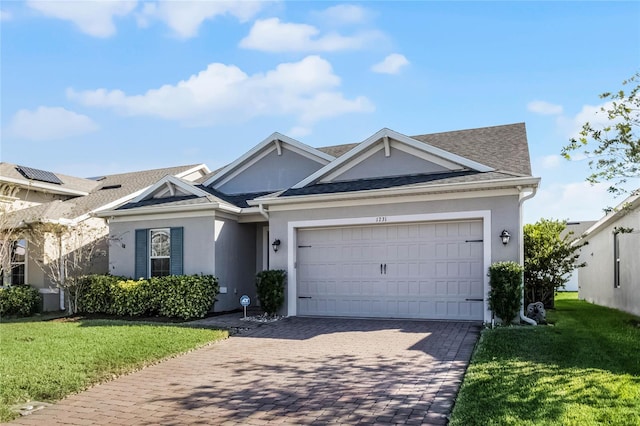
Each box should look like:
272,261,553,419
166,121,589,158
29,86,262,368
1,1,638,223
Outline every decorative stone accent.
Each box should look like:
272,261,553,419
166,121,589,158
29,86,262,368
12,401,51,416
526,301,546,324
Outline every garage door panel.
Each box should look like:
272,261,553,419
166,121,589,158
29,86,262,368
297,220,484,320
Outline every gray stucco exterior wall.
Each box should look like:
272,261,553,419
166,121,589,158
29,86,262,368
218,149,325,194
266,194,521,317
331,147,449,182
109,216,216,279
578,208,640,317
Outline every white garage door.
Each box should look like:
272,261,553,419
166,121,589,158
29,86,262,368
296,220,484,320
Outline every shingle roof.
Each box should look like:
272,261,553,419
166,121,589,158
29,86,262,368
3,164,204,225
197,186,274,208
116,195,211,210
314,123,531,176
0,162,99,194
411,123,531,175
281,170,523,197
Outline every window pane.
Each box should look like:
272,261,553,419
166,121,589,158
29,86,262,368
150,231,170,257
12,240,26,263
11,264,25,285
151,258,170,277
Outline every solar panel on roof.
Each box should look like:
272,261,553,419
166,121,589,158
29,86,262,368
16,165,63,185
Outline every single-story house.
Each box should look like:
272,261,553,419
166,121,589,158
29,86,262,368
561,221,596,291
577,190,640,316
0,162,210,311
99,123,540,323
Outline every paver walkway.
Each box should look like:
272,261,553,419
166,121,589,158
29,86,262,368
7,317,481,425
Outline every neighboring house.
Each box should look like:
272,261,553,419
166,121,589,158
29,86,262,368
561,221,596,291
99,123,539,322
0,162,210,311
577,191,640,317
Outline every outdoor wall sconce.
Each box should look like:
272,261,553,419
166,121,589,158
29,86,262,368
272,239,281,252
500,230,511,245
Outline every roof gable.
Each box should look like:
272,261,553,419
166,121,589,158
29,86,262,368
293,128,494,189
203,132,334,193
131,175,211,203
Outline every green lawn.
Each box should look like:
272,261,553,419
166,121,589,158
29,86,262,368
450,292,640,426
0,317,227,422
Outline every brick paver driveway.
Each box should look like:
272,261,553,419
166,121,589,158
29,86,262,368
8,318,480,425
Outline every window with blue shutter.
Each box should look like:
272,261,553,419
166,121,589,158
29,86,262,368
136,227,184,278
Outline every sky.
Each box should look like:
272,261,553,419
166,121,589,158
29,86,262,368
1,1,639,224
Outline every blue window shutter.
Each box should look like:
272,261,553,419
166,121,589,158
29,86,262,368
170,227,184,275
135,229,148,279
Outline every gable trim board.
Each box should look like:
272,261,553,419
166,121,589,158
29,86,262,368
292,128,495,189
203,132,334,188
286,210,492,321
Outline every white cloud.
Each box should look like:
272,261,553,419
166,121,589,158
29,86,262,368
371,53,409,75
0,9,12,21
67,55,374,128
288,126,312,138
139,1,264,38
239,17,382,52
524,181,616,223
27,0,136,38
527,100,563,115
8,106,99,141
316,4,370,25
538,154,562,169
556,101,620,140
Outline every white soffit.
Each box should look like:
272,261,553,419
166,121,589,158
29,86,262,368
292,128,495,189
202,132,335,188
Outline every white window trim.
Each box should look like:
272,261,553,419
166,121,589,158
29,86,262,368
287,210,492,322
149,228,170,277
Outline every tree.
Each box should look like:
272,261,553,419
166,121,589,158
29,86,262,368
562,72,640,197
0,187,25,286
23,220,107,314
524,219,587,309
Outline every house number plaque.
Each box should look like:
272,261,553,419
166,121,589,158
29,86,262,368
375,216,387,223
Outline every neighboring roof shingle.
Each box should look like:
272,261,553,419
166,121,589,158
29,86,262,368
3,164,204,224
0,162,99,194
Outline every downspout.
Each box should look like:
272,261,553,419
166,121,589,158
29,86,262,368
58,233,65,311
258,203,269,220
518,186,537,325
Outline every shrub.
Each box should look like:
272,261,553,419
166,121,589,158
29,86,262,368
488,261,523,325
77,275,123,314
0,285,40,317
156,275,219,320
111,279,157,316
76,274,218,320
256,270,286,315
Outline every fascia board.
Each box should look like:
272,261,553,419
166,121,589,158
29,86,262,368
202,132,334,187
253,176,541,206
0,176,90,196
96,202,221,218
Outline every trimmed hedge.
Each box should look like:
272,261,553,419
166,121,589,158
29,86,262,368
256,270,286,315
0,285,40,317
78,274,218,320
488,261,524,325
